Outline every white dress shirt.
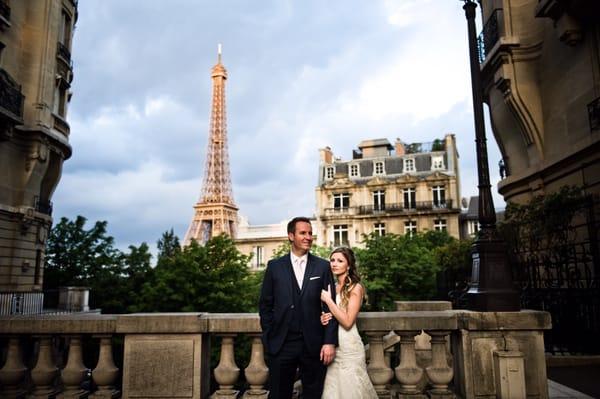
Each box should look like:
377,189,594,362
290,252,308,288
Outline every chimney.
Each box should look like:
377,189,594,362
395,138,405,156
319,147,333,164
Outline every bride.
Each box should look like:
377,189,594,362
319,247,377,399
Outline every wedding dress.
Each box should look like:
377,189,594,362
321,297,378,399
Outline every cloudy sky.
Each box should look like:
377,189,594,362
54,0,504,253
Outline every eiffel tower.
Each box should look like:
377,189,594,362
183,45,238,245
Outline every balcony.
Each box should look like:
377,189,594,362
0,309,551,398
322,206,358,217
56,42,72,67
0,68,24,124
358,200,454,215
477,9,503,64
34,196,53,216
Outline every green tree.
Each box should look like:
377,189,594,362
156,228,181,261
356,232,452,311
134,235,257,313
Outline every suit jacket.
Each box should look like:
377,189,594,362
259,252,338,356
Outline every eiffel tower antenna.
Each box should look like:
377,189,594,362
183,45,238,245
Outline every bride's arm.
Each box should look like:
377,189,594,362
320,284,364,330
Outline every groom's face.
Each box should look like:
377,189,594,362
289,221,313,255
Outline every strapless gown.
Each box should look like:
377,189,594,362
321,299,377,399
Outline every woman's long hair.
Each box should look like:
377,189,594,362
330,247,365,308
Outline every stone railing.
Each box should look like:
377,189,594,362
0,310,551,398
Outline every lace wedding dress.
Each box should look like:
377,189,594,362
321,298,378,399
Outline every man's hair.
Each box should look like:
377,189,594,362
287,216,312,235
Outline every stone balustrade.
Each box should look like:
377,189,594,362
0,310,551,398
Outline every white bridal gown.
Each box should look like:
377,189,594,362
321,298,378,399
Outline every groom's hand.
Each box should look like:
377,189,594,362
320,344,335,365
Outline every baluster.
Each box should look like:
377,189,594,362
242,334,268,398
30,335,59,398
395,331,425,398
59,335,90,398
0,337,27,397
425,331,454,399
90,335,120,399
365,331,393,399
213,334,240,399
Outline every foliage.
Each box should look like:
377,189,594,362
156,228,181,262
271,241,331,260
356,232,450,311
133,235,258,313
431,138,444,151
44,216,152,313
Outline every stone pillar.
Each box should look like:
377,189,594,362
30,336,58,398
395,331,425,399
366,331,393,399
59,335,90,398
425,331,454,399
242,335,268,398
90,335,119,399
0,337,27,397
212,334,240,399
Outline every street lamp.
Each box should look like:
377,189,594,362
460,0,520,311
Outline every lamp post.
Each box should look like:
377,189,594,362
460,0,520,311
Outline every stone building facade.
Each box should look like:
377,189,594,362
315,134,461,248
235,217,288,270
478,0,599,202
0,0,77,294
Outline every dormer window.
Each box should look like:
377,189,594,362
431,155,445,170
404,158,415,173
325,166,334,180
349,163,360,178
374,161,385,175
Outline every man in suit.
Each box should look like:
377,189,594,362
259,216,338,399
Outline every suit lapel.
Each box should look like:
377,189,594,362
299,254,313,296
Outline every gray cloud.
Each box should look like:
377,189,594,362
54,0,505,253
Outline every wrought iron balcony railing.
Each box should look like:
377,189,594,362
477,8,502,64
34,196,53,216
57,41,72,63
0,68,24,121
358,200,453,215
588,96,600,132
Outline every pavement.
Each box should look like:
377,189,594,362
548,365,600,399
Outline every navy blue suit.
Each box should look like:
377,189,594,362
259,252,338,398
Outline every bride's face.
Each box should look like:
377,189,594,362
330,252,349,277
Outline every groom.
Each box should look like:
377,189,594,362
259,216,338,399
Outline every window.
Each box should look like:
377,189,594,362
59,11,72,48
325,166,334,180
467,220,480,236
374,161,384,175
53,83,68,117
404,158,415,173
403,188,416,209
333,225,348,246
431,155,445,170
333,193,350,210
350,164,360,177
434,219,447,231
374,223,385,236
253,246,264,268
373,190,385,211
432,186,446,208
404,221,417,237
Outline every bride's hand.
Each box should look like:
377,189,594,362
320,312,332,325
320,284,333,304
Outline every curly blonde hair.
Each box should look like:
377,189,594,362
330,247,365,308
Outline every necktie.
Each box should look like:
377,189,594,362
296,258,304,287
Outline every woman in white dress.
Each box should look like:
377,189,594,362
319,247,377,399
